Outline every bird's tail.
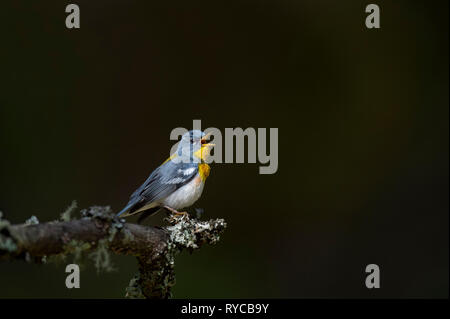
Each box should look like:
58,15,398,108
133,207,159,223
116,203,134,217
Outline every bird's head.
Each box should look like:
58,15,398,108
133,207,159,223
177,130,215,163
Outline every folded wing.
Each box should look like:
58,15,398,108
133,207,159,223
117,160,198,217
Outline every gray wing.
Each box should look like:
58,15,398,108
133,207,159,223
118,161,198,216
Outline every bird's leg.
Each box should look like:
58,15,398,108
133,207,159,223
164,206,189,218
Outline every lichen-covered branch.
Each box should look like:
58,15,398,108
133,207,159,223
0,206,226,299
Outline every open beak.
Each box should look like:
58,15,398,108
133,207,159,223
201,132,215,147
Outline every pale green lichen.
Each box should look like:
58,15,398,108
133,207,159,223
127,215,226,298
0,212,9,229
0,212,17,253
135,255,176,299
80,205,113,220
60,200,78,222
25,216,39,226
63,206,120,273
120,227,135,243
43,237,116,273
125,274,145,299
43,239,92,266
49,206,118,271
165,217,226,250
89,238,116,273
0,236,17,252
84,209,124,273
64,239,92,264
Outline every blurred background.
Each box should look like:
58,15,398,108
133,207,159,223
0,0,448,298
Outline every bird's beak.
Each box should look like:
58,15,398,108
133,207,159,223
201,132,215,147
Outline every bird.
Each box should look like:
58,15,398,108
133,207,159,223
116,130,215,223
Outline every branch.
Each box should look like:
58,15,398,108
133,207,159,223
0,206,226,299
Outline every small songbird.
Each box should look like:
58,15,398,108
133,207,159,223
116,130,214,222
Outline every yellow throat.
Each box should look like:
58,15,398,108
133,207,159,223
194,144,213,181
198,163,211,182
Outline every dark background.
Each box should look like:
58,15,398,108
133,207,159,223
0,0,448,298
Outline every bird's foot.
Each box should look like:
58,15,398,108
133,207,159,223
164,206,189,224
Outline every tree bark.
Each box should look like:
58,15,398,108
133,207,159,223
0,206,226,299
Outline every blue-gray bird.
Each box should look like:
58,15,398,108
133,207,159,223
117,130,214,222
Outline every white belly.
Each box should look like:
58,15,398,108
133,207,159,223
161,175,205,209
